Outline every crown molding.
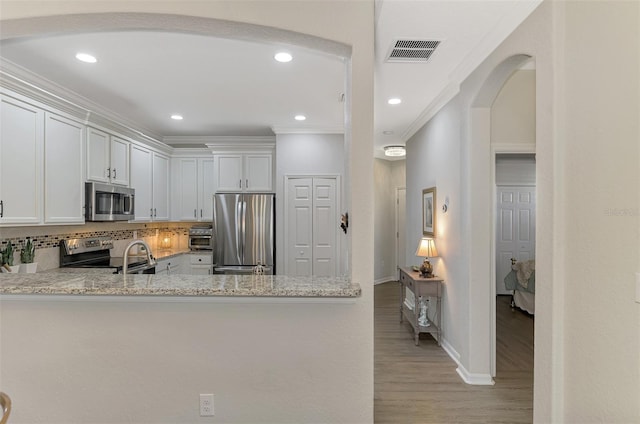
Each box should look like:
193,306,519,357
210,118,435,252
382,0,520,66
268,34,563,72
169,147,214,157
165,135,275,146
399,1,541,143
449,0,542,84
0,59,168,150
271,125,344,135
0,64,90,122
401,81,460,142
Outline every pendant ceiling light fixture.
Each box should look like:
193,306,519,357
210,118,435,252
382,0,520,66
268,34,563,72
384,145,406,157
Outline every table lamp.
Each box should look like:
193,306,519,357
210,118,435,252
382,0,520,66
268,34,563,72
415,237,438,277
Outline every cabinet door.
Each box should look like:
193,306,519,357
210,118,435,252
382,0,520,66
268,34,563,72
44,112,84,223
86,127,110,183
190,265,212,275
0,95,43,225
177,158,199,220
199,158,216,220
215,154,243,192
152,152,170,220
130,144,153,221
155,258,169,275
245,154,272,192
110,136,130,186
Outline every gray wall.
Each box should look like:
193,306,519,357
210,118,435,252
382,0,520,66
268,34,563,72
373,158,405,282
275,133,347,275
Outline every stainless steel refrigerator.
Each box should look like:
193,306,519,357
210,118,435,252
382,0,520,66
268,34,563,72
212,193,275,274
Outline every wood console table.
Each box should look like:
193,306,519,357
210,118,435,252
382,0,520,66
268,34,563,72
398,267,443,346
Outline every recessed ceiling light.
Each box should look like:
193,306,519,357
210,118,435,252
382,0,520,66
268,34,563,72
275,52,293,63
171,114,183,120
384,145,406,157
75,53,97,63
388,98,402,105
383,130,394,135
294,115,306,121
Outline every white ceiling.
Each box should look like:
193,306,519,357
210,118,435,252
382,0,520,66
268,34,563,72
0,1,541,156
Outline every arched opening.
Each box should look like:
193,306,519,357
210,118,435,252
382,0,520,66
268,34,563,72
470,53,536,387
0,10,375,424
0,13,353,277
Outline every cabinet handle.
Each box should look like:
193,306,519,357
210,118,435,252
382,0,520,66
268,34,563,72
113,168,117,179
154,208,157,217
0,200,3,218
246,179,248,189
200,209,203,218
107,168,111,178
150,208,153,218
239,179,242,189
194,209,197,218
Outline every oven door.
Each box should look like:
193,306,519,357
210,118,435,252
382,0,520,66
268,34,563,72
189,235,213,250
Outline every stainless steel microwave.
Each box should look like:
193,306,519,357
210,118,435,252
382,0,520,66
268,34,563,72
85,182,135,221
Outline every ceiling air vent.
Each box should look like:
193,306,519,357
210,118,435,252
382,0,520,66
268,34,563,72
386,39,441,63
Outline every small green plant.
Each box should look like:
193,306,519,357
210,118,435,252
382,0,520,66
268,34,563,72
20,238,35,264
1,242,14,266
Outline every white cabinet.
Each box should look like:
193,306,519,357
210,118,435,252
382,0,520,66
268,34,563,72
0,94,84,226
130,144,169,222
189,253,213,275
214,152,272,192
130,144,153,221
44,112,84,224
0,94,44,225
86,127,129,186
156,257,182,275
173,157,216,221
152,152,170,221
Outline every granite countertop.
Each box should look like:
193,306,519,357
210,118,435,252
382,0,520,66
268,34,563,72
153,249,193,260
0,273,360,298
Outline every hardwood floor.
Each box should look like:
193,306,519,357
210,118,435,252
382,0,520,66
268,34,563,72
374,282,534,423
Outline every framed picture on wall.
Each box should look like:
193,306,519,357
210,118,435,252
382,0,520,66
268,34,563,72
422,187,436,236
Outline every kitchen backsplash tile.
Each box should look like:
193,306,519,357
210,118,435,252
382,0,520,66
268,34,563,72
1,227,189,251
0,223,192,271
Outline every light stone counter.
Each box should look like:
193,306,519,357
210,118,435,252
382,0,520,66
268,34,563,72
0,272,360,298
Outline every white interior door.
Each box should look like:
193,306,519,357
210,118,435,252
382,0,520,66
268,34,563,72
287,178,313,276
312,178,337,277
496,186,536,294
285,176,338,277
396,188,406,271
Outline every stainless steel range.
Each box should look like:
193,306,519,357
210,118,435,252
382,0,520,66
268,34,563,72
59,237,156,274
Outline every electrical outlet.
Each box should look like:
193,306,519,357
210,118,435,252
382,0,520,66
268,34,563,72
200,394,214,417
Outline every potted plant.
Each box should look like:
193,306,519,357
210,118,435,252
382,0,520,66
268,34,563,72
1,242,19,273
20,238,37,273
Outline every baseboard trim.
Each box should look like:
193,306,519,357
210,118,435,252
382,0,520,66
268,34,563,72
374,276,397,285
441,338,495,386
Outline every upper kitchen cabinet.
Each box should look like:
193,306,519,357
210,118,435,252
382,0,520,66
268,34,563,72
172,156,215,221
130,143,170,222
152,152,170,221
86,127,130,186
0,91,85,226
0,93,44,225
44,112,84,224
214,152,273,192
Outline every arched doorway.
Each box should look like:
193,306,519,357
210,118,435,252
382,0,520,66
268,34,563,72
470,53,536,378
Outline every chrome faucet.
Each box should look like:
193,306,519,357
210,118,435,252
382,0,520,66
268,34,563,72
122,239,156,275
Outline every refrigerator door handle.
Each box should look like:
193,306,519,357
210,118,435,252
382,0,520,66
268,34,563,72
236,196,244,264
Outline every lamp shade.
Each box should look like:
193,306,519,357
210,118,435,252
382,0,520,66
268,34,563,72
415,237,438,258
